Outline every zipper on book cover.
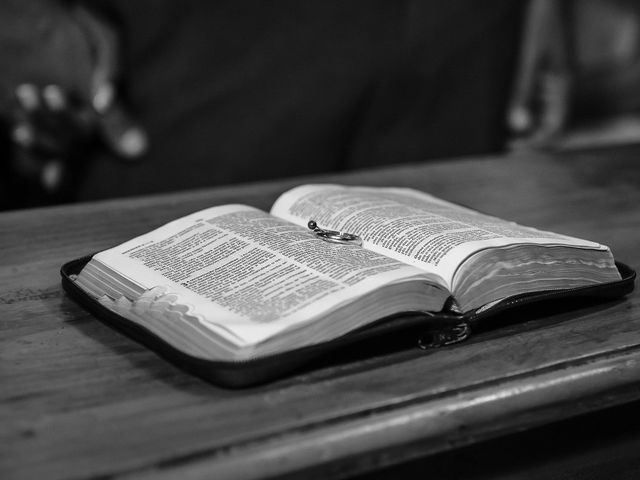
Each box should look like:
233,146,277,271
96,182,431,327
471,284,615,320
414,284,602,351
417,321,471,349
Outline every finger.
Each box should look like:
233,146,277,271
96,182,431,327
41,84,68,112
72,5,120,108
40,159,65,192
98,103,148,159
507,106,533,134
92,82,115,114
15,84,41,112
507,0,561,134
11,122,36,149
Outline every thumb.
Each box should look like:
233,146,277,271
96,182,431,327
96,97,148,160
73,5,148,160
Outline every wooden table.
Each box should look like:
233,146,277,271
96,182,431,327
2,147,640,480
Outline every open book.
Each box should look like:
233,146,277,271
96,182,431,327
70,184,623,364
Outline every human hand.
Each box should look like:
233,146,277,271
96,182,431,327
4,2,147,193
506,0,571,150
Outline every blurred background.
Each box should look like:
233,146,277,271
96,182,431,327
1,0,640,211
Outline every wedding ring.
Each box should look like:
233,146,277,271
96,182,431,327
307,220,362,246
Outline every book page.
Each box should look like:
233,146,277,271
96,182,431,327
271,184,608,288
92,205,434,346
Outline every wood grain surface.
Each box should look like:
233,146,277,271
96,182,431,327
1,147,640,480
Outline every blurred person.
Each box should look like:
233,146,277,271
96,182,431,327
508,0,640,150
0,0,524,209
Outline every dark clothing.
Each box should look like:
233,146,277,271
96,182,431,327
2,1,524,205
